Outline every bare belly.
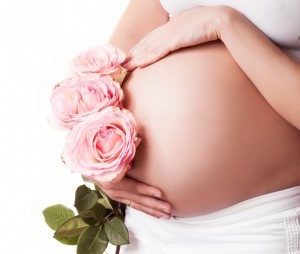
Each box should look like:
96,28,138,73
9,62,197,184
122,41,300,217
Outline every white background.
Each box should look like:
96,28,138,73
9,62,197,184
0,0,130,253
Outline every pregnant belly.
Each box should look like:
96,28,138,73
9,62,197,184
122,42,300,217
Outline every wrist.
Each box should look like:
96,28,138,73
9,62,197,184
214,6,243,41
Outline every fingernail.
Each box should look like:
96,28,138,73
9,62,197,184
161,214,171,219
154,192,162,198
161,207,171,213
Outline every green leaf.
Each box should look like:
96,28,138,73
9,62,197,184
55,215,89,237
77,203,102,226
90,203,107,222
77,212,98,226
104,218,129,245
78,203,107,225
98,198,113,210
77,211,97,219
94,184,102,192
75,185,98,211
43,204,75,230
77,226,108,254
106,197,119,211
94,185,119,210
95,190,103,199
93,185,104,198
54,235,79,245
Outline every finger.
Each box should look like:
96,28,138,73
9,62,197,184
123,46,149,70
122,54,133,66
96,176,164,200
136,50,169,69
101,188,172,215
122,59,138,71
116,197,172,219
113,176,164,198
122,43,140,66
115,191,172,213
95,177,173,212
130,201,172,219
124,46,171,70
123,54,153,71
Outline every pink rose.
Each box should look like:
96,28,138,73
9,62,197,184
50,74,124,129
69,44,126,75
62,106,141,182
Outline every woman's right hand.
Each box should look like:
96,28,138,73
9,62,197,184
95,176,172,219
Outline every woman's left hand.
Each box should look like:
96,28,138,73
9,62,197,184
123,6,235,71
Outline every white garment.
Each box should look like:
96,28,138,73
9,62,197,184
120,185,300,254
160,0,300,62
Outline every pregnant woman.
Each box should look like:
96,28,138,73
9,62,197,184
96,0,300,253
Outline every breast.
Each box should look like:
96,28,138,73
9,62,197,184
122,42,300,216
239,0,300,49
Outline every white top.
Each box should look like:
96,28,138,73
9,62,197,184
160,0,300,61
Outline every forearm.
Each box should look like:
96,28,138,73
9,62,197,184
219,8,300,129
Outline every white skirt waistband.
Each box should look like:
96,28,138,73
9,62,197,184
121,185,300,254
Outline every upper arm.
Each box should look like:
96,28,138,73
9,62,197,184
108,0,169,54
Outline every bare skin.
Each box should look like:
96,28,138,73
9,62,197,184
123,41,300,217
96,1,300,218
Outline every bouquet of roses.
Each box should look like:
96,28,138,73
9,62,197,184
43,44,141,254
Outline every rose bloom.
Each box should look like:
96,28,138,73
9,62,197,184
50,74,124,129
62,106,141,182
69,44,126,75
